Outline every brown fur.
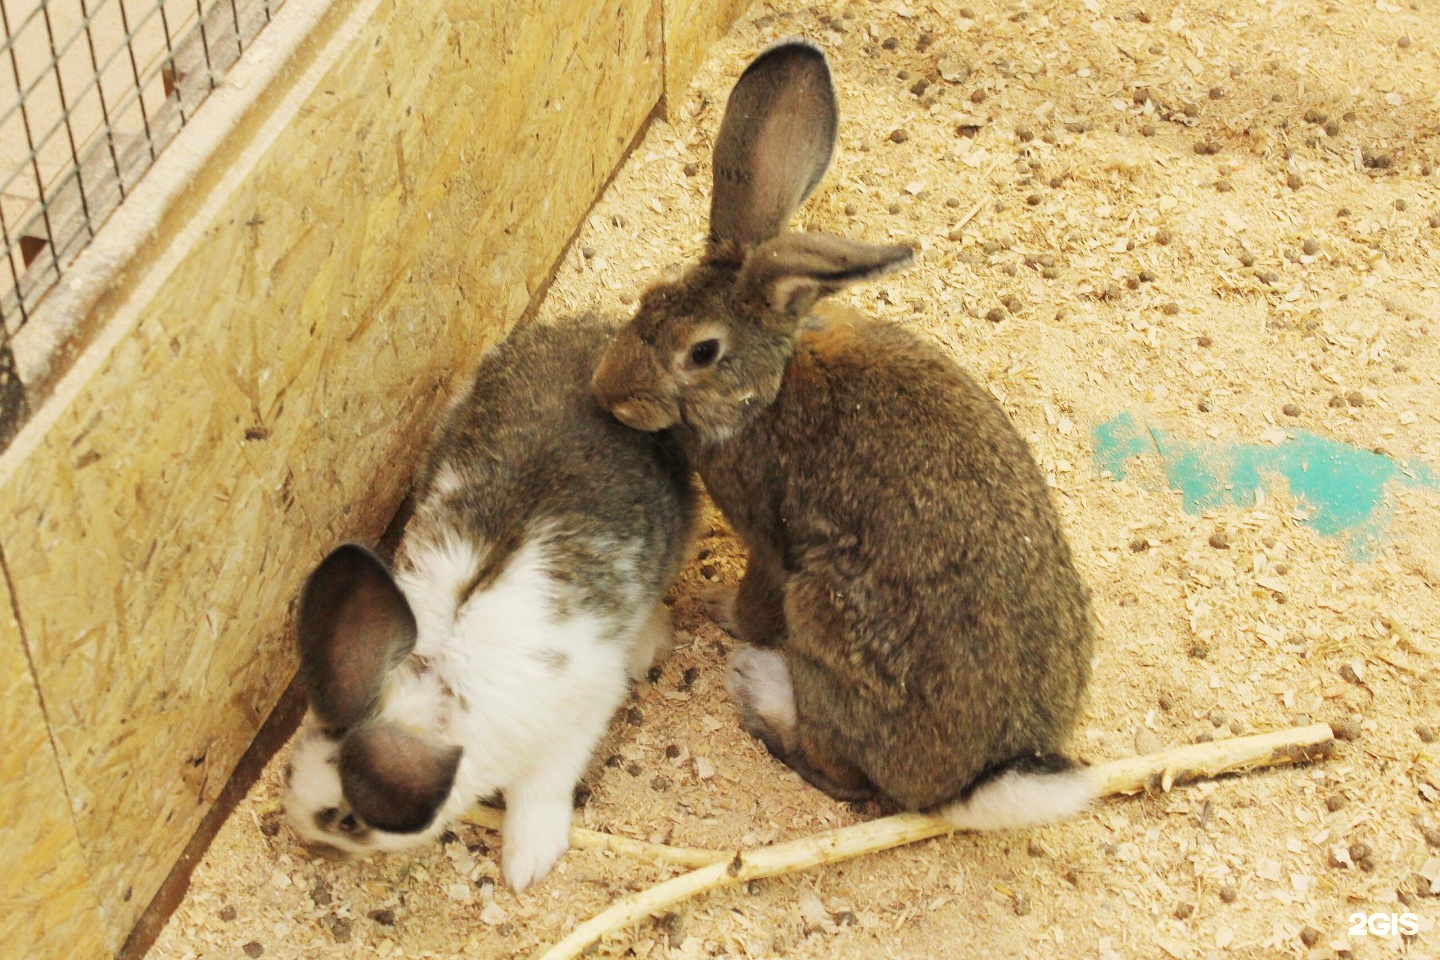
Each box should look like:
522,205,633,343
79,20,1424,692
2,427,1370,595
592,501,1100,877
592,40,1093,813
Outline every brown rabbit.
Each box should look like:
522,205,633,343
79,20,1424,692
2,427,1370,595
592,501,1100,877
591,40,1095,828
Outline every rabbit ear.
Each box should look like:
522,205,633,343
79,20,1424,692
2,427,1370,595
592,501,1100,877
711,40,838,250
340,723,462,833
739,232,915,320
296,543,417,730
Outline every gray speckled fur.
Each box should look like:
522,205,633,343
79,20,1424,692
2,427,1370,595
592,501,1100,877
405,317,695,637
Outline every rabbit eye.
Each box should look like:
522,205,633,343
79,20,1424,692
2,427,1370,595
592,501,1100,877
687,339,722,368
338,812,361,834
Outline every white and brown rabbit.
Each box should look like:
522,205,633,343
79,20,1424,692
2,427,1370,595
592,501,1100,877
284,318,695,890
591,41,1095,828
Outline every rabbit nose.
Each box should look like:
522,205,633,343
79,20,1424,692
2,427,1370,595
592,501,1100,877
606,395,680,432
592,379,648,428
609,400,646,428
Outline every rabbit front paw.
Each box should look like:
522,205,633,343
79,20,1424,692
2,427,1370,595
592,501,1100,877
501,799,572,891
725,645,797,750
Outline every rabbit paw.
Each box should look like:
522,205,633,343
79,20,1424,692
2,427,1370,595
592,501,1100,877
725,645,797,748
626,602,676,681
502,802,571,892
702,584,740,634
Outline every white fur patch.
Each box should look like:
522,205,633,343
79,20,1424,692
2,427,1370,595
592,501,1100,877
941,767,1095,832
284,524,661,886
396,534,486,655
282,719,344,843
725,645,797,733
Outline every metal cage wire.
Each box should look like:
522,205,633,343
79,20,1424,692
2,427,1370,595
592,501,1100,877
0,0,288,341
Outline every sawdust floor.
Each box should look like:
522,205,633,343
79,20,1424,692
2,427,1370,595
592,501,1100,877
148,1,1440,958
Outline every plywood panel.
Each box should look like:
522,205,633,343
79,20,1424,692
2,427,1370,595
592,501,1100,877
384,0,664,367
0,569,108,960
664,0,753,109
0,0,662,950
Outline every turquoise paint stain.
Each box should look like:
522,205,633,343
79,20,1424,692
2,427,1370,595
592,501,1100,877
1092,412,1437,559
1092,412,1157,482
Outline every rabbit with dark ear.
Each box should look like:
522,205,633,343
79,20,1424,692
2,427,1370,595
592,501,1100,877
284,318,695,890
592,41,1095,827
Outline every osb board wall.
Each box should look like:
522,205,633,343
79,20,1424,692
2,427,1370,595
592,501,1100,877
664,0,755,110
0,570,108,959
0,0,749,953
375,1,664,364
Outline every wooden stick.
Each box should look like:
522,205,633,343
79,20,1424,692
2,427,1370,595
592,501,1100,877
1088,721,1334,796
458,807,728,870
532,722,1334,960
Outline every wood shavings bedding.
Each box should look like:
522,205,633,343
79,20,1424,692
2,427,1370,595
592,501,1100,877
148,1,1440,957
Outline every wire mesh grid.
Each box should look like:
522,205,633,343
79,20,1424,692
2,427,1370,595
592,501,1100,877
0,0,289,434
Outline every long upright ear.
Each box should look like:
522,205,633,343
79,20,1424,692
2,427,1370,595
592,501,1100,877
340,723,462,834
738,232,915,320
711,40,838,249
296,543,417,729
